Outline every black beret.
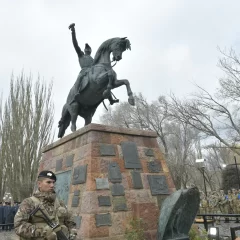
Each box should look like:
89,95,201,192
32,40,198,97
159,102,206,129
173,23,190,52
38,171,57,181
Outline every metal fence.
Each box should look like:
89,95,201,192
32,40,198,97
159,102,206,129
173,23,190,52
0,206,18,232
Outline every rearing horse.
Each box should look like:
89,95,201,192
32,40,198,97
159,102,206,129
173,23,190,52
58,37,135,138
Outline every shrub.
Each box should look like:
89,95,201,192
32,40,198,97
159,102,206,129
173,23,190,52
125,218,145,240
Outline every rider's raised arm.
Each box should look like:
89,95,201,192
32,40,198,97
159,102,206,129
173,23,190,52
69,25,84,57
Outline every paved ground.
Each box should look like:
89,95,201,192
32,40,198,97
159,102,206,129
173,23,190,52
0,231,17,240
198,219,240,239
0,221,239,240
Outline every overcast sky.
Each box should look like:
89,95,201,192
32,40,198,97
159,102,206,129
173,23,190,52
1,0,240,135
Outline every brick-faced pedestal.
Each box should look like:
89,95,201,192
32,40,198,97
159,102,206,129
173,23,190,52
40,124,175,240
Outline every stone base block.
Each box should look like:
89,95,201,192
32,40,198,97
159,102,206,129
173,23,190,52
40,124,175,239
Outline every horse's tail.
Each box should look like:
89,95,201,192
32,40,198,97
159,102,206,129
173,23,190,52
58,104,71,138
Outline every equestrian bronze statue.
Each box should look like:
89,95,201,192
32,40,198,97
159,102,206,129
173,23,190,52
58,23,134,138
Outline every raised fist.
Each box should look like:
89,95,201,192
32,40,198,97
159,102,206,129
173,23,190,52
68,23,75,30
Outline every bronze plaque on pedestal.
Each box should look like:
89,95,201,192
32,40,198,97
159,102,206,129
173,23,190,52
100,144,116,156
96,178,109,190
98,196,111,206
56,159,63,172
131,170,143,189
72,165,87,185
108,162,122,183
55,170,72,205
148,175,169,195
95,213,112,227
66,154,74,167
121,142,142,169
113,196,127,211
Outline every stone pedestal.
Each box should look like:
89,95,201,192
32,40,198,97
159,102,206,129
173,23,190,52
40,124,175,240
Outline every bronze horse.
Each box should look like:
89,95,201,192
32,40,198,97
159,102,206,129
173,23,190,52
58,37,135,138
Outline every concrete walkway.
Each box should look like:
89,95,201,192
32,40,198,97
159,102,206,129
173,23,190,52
198,219,240,238
0,231,17,240
1,221,240,240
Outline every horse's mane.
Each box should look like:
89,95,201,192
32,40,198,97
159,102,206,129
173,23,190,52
93,38,120,65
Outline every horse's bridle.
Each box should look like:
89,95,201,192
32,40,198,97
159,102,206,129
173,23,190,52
111,60,117,68
95,61,117,68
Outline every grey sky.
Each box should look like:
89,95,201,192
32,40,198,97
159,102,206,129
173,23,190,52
1,0,240,135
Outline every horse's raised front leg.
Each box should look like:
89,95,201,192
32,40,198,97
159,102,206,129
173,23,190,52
68,102,79,132
112,79,135,105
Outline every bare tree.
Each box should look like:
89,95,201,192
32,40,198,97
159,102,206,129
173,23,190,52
100,93,201,189
0,72,54,201
170,86,240,156
222,164,240,191
0,96,7,199
218,48,240,101
100,102,139,129
100,94,172,156
169,48,240,156
166,122,200,189
101,49,240,190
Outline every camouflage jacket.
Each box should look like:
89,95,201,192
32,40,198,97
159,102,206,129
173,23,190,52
14,190,76,240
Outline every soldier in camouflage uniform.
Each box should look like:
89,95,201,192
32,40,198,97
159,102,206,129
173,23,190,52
208,191,219,214
231,188,239,222
213,191,221,225
14,170,76,240
218,189,229,222
237,189,240,221
218,190,227,213
227,190,233,213
231,188,238,213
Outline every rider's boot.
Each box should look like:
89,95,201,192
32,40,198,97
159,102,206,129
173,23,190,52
109,98,119,105
108,93,119,105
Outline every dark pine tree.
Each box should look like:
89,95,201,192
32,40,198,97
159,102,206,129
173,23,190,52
222,164,240,191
